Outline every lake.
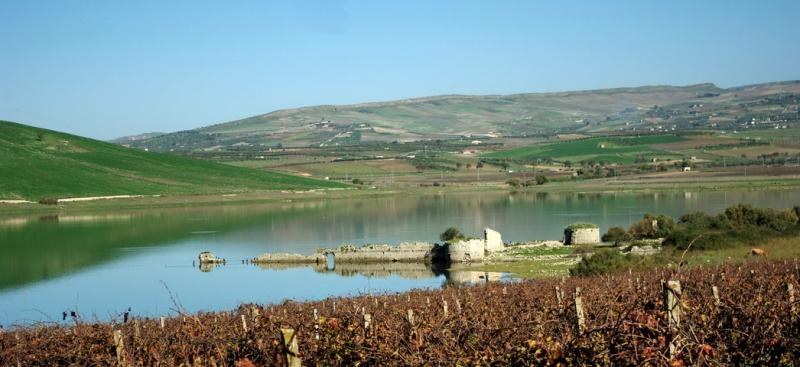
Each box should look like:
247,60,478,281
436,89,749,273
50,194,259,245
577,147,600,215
1,189,798,325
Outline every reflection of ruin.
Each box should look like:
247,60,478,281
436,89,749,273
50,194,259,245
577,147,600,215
445,270,504,286
253,260,504,285
320,262,447,279
198,262,222,272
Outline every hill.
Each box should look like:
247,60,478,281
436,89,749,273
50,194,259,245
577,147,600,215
0,121,346,200
121,83,731,151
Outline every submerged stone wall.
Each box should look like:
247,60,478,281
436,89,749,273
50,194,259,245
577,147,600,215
326,242,435,263
253,253,325,264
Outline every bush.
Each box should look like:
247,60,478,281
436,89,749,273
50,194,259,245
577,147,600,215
352,178,364,185
506,178,522,188
38,198,58,205
602,226,631,245
628,214,674,239
439,227,465,243
570,248,666,276
535,175,549,185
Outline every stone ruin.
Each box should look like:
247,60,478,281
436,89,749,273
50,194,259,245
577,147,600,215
563,224,600,245
198,251,224,264
445,239,485,263
484,227,505,253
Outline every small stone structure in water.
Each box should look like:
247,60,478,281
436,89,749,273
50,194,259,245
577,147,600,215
563,224,600,245
446,239,486,262
198,251,225,264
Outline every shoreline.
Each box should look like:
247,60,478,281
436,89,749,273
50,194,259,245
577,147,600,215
1,174,799,216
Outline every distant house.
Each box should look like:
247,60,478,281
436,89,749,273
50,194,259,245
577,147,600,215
471,140,483,145
682,166,692,172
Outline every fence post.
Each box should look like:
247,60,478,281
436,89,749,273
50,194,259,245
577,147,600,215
160,316,165,329
113,329,128,367
442,300,448,318
664,280,682,359
313,308,320,340
574,287,585,336
712,286,720,307
363,313,372,337
241,315,248,333
280,328,301,367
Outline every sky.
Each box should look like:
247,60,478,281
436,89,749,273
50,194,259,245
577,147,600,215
1,0,799,140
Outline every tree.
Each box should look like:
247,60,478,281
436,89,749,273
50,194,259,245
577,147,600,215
535,175,549,185
602,226,631,245
476,161,484,169
564,161,572,168
440,227,465,242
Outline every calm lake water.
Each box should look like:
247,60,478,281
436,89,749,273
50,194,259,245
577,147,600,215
1,190,798,325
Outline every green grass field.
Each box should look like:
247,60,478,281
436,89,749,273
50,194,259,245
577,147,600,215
0,121,347,200
484,135,686,164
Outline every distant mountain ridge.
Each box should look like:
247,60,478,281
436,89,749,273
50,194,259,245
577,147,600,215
117,81,800,151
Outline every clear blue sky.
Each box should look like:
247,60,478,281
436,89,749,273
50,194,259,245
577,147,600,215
1,0,799,139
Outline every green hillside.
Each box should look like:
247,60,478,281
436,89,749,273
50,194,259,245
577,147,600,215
484,135,687,164
124,84,724,151
0,121,347,200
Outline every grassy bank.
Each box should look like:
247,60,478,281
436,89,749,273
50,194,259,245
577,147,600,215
3,172,799,217
0,121,346,201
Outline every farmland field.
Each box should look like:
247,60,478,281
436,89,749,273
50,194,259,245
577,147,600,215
484,135,687,164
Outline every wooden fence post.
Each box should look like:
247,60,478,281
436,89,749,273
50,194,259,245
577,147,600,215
313,308,320,340
555,286,564,305
241,315,248,333
160,317,165,329
280,328,301,367
113,329,128,367
664,280,682,359
407,309,414,326
574,287,585,336
363,313,372,337
442,301,448,318
712,286,720,307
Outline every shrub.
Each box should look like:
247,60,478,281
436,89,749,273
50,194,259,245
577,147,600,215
439,227,465,243
628,214,674,239
352,178,364,185
535,175,549,185
506,178,522,188
570,248,666,276
602,226,631,245
38,198,59,205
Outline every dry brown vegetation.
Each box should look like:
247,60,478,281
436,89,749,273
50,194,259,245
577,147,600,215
2,260,799,366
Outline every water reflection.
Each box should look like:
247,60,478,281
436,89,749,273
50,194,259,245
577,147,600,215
1,189,798,323
252,260,504,286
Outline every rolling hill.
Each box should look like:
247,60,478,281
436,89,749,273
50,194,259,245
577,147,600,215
121,83,732,151
0,121,347,200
